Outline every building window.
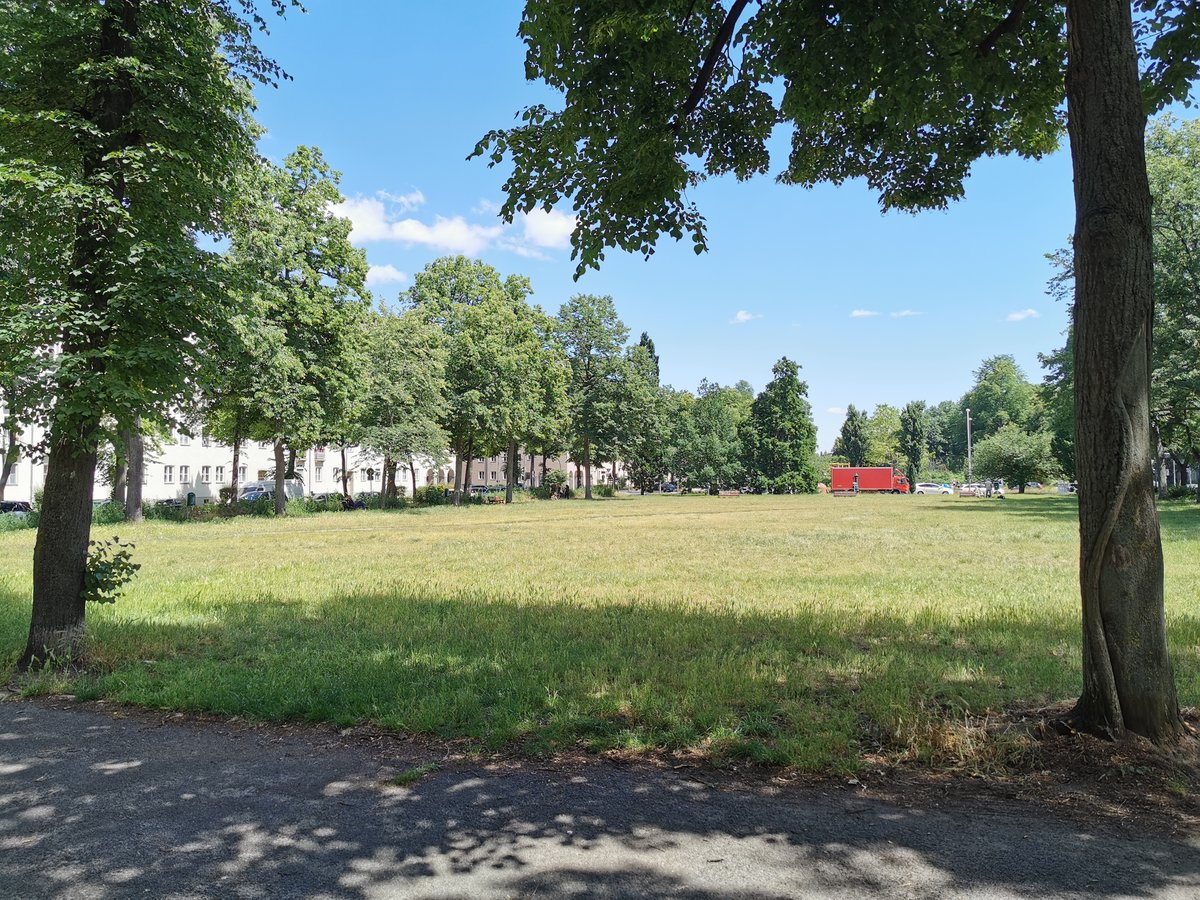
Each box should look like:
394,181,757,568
163,466,174,484
477,469,485,480
179,465,190,484
5,467,17,486
315,467,323,482
178,432,190,446
491,470,498,480
238,466,246,482
216,466,225,484
258,441,270,450
201,432,211,447
201,466,212,484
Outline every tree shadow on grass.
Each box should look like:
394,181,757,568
1,699,1198,899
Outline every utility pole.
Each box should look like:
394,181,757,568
966,408,973,483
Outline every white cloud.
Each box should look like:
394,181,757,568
521,207,576,249
1007,308,1040,322
378,189,426,213
827,407,845,416
891,310,923,318
730,310,763,324
333,192,573,259
850,309,880,318
366,264,408,287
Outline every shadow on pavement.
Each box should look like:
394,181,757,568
2,701,1198,899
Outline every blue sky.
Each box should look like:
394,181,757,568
251,1,1075,450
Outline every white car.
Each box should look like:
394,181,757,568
913,483,953,495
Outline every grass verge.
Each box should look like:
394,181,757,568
2,493,1197,772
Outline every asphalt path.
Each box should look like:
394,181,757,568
2,698,1198,899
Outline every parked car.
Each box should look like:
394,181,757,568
241,489,274,503
0,500,32,518
155,498,183,508
913,483,953,495
659,482,679,493
958,482,988,497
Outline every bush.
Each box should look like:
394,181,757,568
143,504,188,522
92,501,127,524
241,496,275,517
0,513,34,532
593,483,616,498
770,471,817,495
542,469,570,499
82,537,140,605
1164,485,1198,501
414,483,450,506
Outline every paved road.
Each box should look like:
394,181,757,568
2,699,1198,899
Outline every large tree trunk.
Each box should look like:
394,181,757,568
381,454,393,509
1156,428,1169,501
273,438,287,516
286,445,298,480
505,438,517,503
1066,0,1180,742
583,435,593,499
410,460,418,498
230,430,242,503
19,422,99,670
340,443,350,498
452,442,464,506
110,439,126,506
124,419,143,522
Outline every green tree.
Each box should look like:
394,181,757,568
898,401,928,489
479,0,1196,741
230,148,369,515
864,405,901,468
835,405,869,467
408,256,534,505
357,307,448,504
739,357,818,493
972,425,1058,493
674,380,751,492
617,343,671,494
1,0,294,669
555,294,629,499
958,356,1040,447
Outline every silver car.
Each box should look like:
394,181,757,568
913,483,953,495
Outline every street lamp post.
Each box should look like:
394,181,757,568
966,407,973,483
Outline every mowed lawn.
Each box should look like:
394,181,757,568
2,494,1198,771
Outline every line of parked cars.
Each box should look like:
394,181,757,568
0,500,32,518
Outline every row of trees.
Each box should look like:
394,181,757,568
834,355,1057,493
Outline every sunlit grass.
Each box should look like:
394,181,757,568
2,493,1198,771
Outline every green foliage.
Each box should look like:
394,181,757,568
82,538,140,605
835,406,869,467
972,424,1058,491
739,357,818,493
593,483,616,498
899,401,928,488
542,468,570,499
556,294,629,497
91,502,127,526
476,2,1064,277
414,484,451,506
864,405,902,468
671,381,751,492
0,513,33,532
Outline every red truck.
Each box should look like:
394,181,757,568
830,466,910,494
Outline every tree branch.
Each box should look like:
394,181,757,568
673,0,752,134
977,0,1029,57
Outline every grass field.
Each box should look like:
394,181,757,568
2,493,1198,772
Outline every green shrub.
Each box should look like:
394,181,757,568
0,513,34,532
143,504,188,522
542,469,570,499
594,483,616,498
82,537,140,604
92,501,127,525
1165,485,1198,501
414,484,450,506
770,471,817,495
241,497,275,517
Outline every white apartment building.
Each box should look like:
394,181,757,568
2,423,627,506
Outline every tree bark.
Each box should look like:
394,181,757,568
452,442,464,506
19,421,99,670
583,435,593,499
410,460,418,498
124,419,143,522
230,429,242,503
110,439,127,506
381,454,393,509
1156,428,1169,501
0,429,17,503
1066,0,1181,742
506,438,517,503
340,443,350,499
273,438,287,516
